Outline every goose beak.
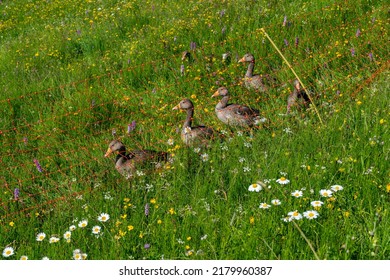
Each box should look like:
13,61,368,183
212,90,220,98
238,57,245,63
172,104,180,110
104,147,113,157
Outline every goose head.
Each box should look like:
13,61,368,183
212,86,229,98
293,79,301,91
104,140,125,157
172,99,194,111
238,53,255,63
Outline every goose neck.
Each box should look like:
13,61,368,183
216,95,230,110
246,61,255,77
183,108,194,128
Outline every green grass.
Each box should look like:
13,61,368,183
0,0,389,260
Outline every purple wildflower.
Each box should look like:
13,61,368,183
355,29,361,37
91,99,95,107
220,10,226,17
145,203,150,217
222,26,226,34
368,52,373,61
190,42,196,51
33,159,43,173
336,90,340,95
180,64,185,76
76,29,81,35
144,243,150,250
283,16,287,26
371,17,376,24
14,188,20,200
23,137,28,145
284,39,289,46
127,121,136,134
295,37,299,47
127,59,131,64
351,48,355,56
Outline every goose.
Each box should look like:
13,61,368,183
212,87,266,127
287,79,311,114
104,140,169,179
238,53,275,92
172,99,214,146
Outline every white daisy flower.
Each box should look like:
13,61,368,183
319,189,333,198
63,231,72,240
97,213,110,222
248,183,262,192
73,252,82,260
167,138,174,145
200,153,209,162
311,200,324,207
291,190,303,198
303,210,319,220
331,185,344,192
288,210,303,220
20,255,28,260
92,225,101,235
69,225,76,231
2,247,14,258
259,202,271,209
271,199,281,205
36,232,46,242
276,177,290,185
81,253,87,260
42,256,49,260
78,220,88,228
282,216,293,222
49,237,60,243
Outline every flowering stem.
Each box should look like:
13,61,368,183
260,28,324,126
292,220,320,260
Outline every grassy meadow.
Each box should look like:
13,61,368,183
0,0,389,260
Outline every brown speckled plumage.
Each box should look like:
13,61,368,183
173,99,214,146
286,79,311,114
238,53,275,92
212,87,267,127
104,140,169,179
